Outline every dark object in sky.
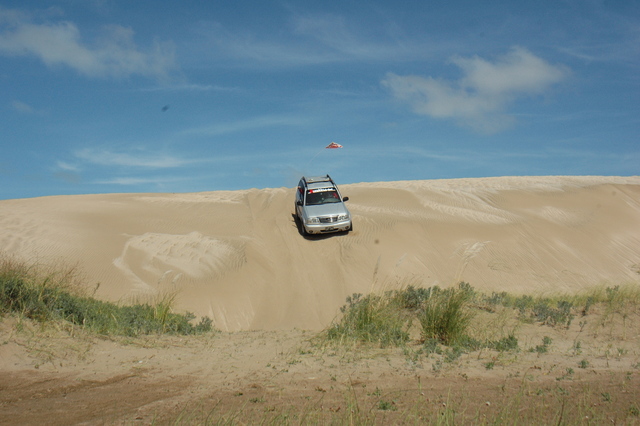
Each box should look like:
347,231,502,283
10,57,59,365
161,105,170,112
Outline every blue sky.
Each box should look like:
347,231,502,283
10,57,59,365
1,0,638,199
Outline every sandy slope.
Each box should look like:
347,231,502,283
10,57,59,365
1,176,639,331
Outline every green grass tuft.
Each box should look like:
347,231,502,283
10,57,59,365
0,254,213,336
325,293,410,347
322,283,479,348
417,283,475,345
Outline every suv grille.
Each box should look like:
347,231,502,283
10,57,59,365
319,216,338,223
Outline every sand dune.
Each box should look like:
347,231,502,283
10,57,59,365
1,176,639,331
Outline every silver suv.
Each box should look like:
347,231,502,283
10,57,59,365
295,175,352,235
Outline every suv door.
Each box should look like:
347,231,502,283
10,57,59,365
295,180,305,218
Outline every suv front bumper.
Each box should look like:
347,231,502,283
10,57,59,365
304,219,351,234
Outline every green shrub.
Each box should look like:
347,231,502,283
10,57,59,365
398,285,433,310
325,284,480,348
489,334,519,352
532,299,574,327
484,291,510,307
422,338,440,354
418,284,475,345
325,293,409,347
0,254,213,336
485,291,577,328
531,336,553,354
513,295,535,313
443,345,464,363
377,400,397,411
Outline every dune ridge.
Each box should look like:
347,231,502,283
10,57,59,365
1,176,639,331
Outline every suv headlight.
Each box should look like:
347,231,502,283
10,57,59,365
337,214,349,221
306,217,320,224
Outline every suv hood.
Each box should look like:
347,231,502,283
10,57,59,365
304,203,349,217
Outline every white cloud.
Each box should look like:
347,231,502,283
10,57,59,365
0,8,175,79
140,83,240,92
74,148,190,168
55,161,80,172
292,14,397,60
196,14,433,68
183,114,310,136
382,47,569,133
94,177,182,186
11,100,35,113
197,21,340,67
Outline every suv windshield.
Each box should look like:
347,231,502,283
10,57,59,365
305,189,341,205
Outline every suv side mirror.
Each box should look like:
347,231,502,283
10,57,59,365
296,200,303,206
342,196,349,202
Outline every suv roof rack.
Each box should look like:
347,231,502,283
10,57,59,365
303,175,334,184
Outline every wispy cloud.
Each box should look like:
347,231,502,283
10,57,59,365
183,114,311,136
139,83,241,92
55,161,80,172
93,177,185,186
74,148,191,168
291,14,408,61
196,21,339,66
555,3,640,66
10,100,35,114
0,7,176,79
382,47,569,133
53,170,81,184
195,13,438,68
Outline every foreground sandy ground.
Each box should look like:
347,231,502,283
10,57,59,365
1,309,639,424
1,176,640,423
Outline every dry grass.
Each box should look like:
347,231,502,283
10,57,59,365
2,254,640,424
0,252,213,336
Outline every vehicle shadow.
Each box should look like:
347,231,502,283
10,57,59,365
290,213,348,240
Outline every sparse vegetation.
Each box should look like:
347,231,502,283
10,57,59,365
489,334,519,352
3,253,640,425
0,254,213,336
324,292,409,347
167,372,640,425
377,399,397,411
321,282,640,353
531,336,553,354
323,283,479,348
418,283,475,345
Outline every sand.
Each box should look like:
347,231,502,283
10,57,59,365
2,176,640,424
1,175,639,332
